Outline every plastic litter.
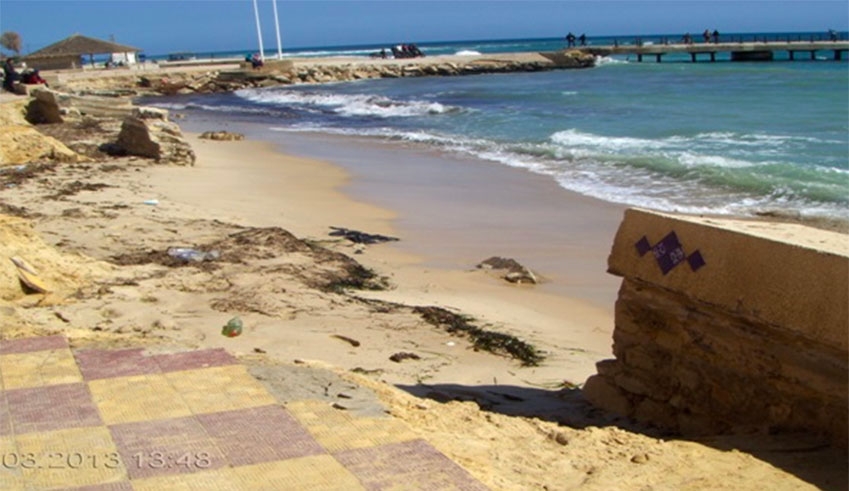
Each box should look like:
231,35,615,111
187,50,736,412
143,199,159,206
221,317,243,337
167,247,220,262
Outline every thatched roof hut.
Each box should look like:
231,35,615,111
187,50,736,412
24,34,141,70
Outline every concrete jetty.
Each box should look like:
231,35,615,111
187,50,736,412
580,40,849,62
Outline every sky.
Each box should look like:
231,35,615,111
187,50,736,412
0,0,847,56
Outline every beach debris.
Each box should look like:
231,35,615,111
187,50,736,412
351,367,383,376
550,431,571,446
221,317,243,337
253,347,266,354
337,392,353,399
413,306,544,366
9,256,49,294
143,199,159,206
329,226,399,245
331,402,348,411
631,454,650,464
389,352,421,363
331,334,361,347
167,247,220,262
54,311,70,323
477,256,537,284
199,131,245,141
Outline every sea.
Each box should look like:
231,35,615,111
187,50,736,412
146,32,849,223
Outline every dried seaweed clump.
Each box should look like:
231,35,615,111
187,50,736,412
413,306,544,366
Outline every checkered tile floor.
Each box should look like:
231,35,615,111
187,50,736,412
0,336,487,490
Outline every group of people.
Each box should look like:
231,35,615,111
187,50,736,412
391,44,424,59
245,53,264,69
680,30,720,44
565,32,587,47
2,58,48,93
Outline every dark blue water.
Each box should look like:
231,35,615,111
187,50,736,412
149,33,849,221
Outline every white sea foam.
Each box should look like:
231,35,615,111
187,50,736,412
594,56,628,66
267,123,849,220
237,89,457,118
454,50,482,56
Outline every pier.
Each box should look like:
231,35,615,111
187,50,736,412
579,40,849,62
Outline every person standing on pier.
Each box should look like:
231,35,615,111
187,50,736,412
579,33,587,46
703,29,711,43
712,29,720,43
565,32,576,47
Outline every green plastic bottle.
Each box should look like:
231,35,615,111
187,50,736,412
221,317,243,337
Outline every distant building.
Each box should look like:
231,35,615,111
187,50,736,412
23,34,141,70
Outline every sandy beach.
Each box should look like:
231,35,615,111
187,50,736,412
1,68,847,489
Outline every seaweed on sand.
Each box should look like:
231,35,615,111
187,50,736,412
413,306,544,367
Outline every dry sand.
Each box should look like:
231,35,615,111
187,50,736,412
1,97,847,489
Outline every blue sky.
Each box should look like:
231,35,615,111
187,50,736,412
1,1,847,56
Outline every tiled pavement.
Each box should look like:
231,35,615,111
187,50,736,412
0,336,488,490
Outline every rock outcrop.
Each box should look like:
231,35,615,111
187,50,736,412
52,52,597,96
199,131,245,141
477,256,538,284
0,98,83,165
116,107,196,166
584,209,849,445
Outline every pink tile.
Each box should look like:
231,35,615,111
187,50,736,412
334,439,487,491
5,383,102,434
152,349,238,373
109,416,224,479
74,348,160,381
197,405,324,466
0,336,68,355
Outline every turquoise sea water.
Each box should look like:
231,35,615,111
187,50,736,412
149,33,849,221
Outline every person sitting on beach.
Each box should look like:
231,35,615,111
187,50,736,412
3,58,18,92
21,69,47,86
250,53,264,69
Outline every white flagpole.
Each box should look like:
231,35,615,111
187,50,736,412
252,0,265,61
272,0,283,59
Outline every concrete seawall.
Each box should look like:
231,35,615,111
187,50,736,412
584,209,848,444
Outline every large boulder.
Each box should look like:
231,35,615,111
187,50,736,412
26,88,65,124
0,125,82,165
116,107,196,166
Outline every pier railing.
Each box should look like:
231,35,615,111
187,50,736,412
577,38,849,62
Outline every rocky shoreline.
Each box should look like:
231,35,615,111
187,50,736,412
49,50,596,96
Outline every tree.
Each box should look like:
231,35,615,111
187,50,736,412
1,31,22,55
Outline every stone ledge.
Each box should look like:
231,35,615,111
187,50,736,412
607,208,848,351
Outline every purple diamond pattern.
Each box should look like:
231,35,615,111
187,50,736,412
197,405,324,466
0,335,68,355
688,250,706,272
5,383,102,434
635,236,651,256
334,439,488,490
109,416,225,479
638,231,705,275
